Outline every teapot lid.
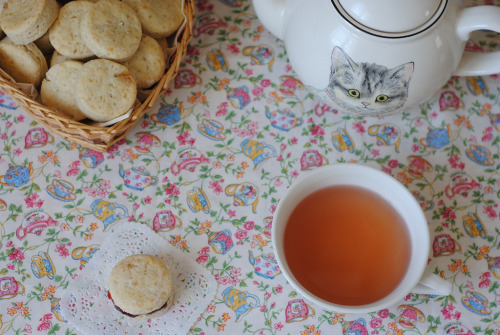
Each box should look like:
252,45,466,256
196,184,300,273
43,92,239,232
333,0,446,37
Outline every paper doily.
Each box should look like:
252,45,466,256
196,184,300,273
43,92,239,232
60,223,218,335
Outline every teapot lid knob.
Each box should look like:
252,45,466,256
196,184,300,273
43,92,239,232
334,0,445,37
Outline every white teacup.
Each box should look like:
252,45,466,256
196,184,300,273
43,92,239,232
272,163,452,313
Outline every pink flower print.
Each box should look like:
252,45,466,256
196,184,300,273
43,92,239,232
55,244,69,258
441,207,456,220
9,248,25,261
37,322,51,332
252,86,264,97
483,205,498,219
377,309,389,318
448,154,465,170
165,184,180,196
177,131,196,146
482,127,494,142
370,318,383,329
245,187,255,198
37,314,53,331
311,125,325,137
244,221,255,230
441,303,461,320
353,121,366,134
235,229,247,240
479,278,491,288
261,79,271,87
196,254,209,264
25,193,44,208
270,204,277,213
388,159,399,169
209,181,223,195
230,267,241,277
274,322,284,331
480,272,491,280
227,43,240,54
216,108,228,118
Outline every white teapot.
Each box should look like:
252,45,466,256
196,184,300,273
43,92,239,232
253,0,500,116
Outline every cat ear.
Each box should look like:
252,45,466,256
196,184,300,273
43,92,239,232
390,62,414,84
330,46,357,75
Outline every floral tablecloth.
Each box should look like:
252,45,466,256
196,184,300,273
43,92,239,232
1,0,500,334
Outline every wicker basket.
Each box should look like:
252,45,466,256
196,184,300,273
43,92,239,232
0,0,195,152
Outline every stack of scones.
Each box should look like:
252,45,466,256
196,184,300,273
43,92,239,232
0,0,184,122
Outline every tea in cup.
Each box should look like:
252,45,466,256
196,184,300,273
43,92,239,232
272,163,452,313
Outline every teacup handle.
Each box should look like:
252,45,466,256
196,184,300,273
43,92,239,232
16,225,27,240
174,215,183,228
113,204,128,218
150,176,158,186
72,246,87,260
171,162,180,175
245,292,260,307
411,268,452,296
444,185,454,199
454,6,500,76
225,184,239,195
264,144,277,157
242,46,255,56
150,113,159,123
0,175,9,186
367,125,380,136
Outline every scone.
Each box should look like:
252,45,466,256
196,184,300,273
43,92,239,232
121,35,166,89
80,0,142,61
0,0,59,45
50,50,71,67
35,31,53,54
156,38,170,61
123,0,183,38
41,61,87,121
75,59,137,122
0,37,48,86
49,1,94,59
108,254,174,319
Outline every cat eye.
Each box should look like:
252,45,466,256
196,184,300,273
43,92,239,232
376,94,389,102
348,89,360,98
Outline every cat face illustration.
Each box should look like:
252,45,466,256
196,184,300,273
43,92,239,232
325,46,414,116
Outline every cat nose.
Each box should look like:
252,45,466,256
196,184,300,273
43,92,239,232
361,102,370,108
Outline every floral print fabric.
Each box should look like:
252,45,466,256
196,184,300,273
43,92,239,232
1,0,500,334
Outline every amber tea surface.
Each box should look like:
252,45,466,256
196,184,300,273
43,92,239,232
284,185,411,306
